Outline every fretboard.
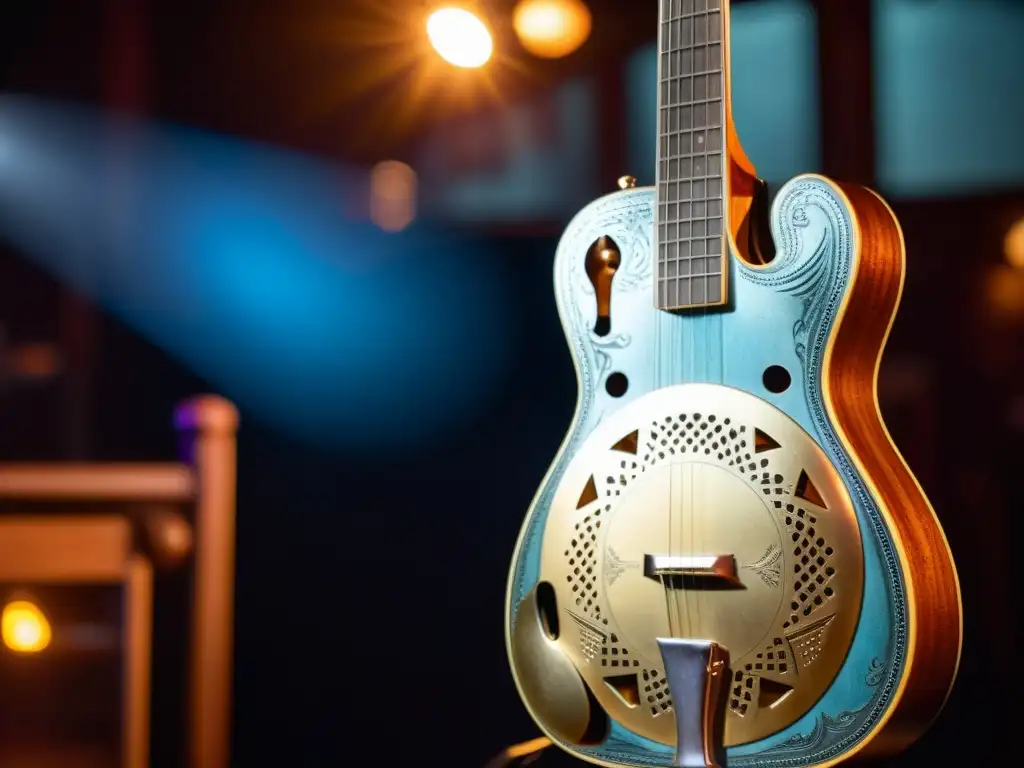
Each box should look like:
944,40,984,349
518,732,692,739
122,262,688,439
655,0,727,311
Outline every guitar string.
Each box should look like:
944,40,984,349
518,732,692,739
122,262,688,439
657,0,726,642
658,14,672,638
680,1,690,641
684,0,692,645
694,1,706,645
696,0,721,652
697,1,723,642
660,0,678,642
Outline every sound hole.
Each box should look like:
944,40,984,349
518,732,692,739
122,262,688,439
536,581,560,640
606,372,629,398
585,235,622,337
763,365,791,394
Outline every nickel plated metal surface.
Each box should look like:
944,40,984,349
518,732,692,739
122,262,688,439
541,383,863,748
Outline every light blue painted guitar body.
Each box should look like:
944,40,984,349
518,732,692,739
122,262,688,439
505,175,906,767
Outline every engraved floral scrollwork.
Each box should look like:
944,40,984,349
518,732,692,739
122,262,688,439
742,544,783,589
510,191,655,617
561,192,654,384
606,545,639,587
865,657,886,687
792,199,811,228
589,331,632,378
766,706,868,756
615,202,654,290
739,656,887,762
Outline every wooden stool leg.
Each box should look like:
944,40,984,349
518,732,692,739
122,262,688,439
175,396,239,768
124,555,153,768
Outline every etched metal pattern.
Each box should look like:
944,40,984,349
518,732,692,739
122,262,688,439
537,384,863,749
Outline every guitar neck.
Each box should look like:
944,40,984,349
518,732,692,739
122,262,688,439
654,0,730,312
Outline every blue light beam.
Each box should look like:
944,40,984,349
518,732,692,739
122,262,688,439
0,96,514,453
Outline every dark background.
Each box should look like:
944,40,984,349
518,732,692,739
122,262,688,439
0,0,1018,766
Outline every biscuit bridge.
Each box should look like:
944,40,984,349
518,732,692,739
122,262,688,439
643,554,743,589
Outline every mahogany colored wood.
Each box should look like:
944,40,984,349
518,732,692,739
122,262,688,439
829,184,962,755
175,396,239,768
0,516,131,582
124,555,153,768
0,464,194,501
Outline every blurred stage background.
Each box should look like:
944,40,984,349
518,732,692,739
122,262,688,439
0,0,1019,765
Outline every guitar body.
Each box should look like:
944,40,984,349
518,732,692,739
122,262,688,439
504,174,961,767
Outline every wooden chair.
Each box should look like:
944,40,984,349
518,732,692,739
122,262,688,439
0,395,238,768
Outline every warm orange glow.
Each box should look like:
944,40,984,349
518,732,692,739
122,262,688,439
426,8,493,68
370,161,418,232
12,343,61,378
506,736,551,758
985,265,1024,320
294,5,508,152
1004,218,1024,269
2,600,52,654
512,0,592,59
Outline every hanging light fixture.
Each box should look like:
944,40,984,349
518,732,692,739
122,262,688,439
426,7,494,68
512,0,592,59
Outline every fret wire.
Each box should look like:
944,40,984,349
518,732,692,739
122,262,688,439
659,96,725,109
657,66,724,81
660,5,721,23
658,244,724,252
658,240,722,248
658,258,722,263
659,71,724,83
662,9,720,22
658,212,725,221
658,173,723,184
658,221,725,230
658,201,723,207
660,269,724,273
683,5,691,306
659,143,724,155
657,198,722,208
658,274,724,282
658,248,722,257
660,274,719,280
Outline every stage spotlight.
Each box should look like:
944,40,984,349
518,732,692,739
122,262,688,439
2,599,52,654
512,0,592,59
426,7,493,68
1004,218,1024,269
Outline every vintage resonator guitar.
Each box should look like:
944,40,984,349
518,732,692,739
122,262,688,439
504,2,962,766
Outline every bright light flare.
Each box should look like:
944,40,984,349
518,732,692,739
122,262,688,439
1004,218,1024,269
2,600,52,654
426,8,493,68
513,0,592,59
